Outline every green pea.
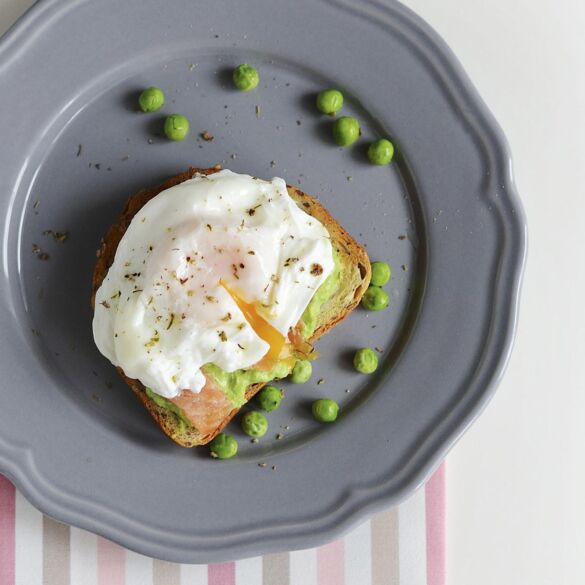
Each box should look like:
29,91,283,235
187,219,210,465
241,411,268,438
353,348,379,374
316,89,344,115
256,385,283,412
361,286,389,311
368,138,394,165
164,114,190,141
138,87,165,113
312,399,339,422
290,359,312,384
332,116,361,147
370,261,391,287
209,433,238,459
232,64,259,91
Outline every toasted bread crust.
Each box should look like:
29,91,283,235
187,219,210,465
92,167,370,447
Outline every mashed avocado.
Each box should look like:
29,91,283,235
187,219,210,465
144,387,190,432
202,361,294,408
144,361,294,424
301,250,342,338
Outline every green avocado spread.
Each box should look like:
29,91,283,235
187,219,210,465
300,250,342,338
202,361,294,408
144,387,190,432
145,250,341,421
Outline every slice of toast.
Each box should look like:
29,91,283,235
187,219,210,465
92,166,371,447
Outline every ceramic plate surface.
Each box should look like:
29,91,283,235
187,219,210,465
0,0,526,562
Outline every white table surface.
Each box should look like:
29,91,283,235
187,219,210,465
1,1,582,583
399,1,585,584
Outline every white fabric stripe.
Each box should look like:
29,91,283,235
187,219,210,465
236,556,262,585
180,563,208,584
70,527,98,585
15,491,43,585
398,488,427,585
290,548,317,585
344,520,372,585
126,549,153,585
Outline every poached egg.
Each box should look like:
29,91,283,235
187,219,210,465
92,170,334,398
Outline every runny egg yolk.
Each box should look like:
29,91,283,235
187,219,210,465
220,281,286,362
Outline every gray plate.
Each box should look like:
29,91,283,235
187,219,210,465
0,0,526,563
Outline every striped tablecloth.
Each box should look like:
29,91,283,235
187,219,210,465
0,464,443,585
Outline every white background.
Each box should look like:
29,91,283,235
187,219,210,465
1,1,583,583
399,1,585,584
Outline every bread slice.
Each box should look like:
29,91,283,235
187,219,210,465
92,166,371,447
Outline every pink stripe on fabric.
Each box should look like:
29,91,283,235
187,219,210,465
426,463,446,585
0,476,15,585
97,537,126,585
208,562,236,585
316,538,345,585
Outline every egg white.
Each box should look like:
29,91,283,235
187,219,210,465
93,170,334,398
